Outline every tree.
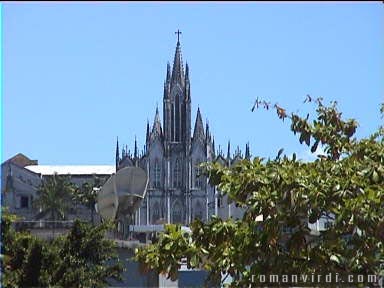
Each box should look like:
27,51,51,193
34,173,76,223
72,176,106,225
1,209,123,288
136,99,384,287
50,219,123,287
1,208,58,287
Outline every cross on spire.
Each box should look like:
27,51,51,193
175,29,182,43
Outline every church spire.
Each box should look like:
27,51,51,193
205,121,210,141
134,135,138,158
245,142,251,159
227,140,231,160
185,62,189,82
151,106,163,140
115,137,120,170
171,31,184,85
146,120,150,152
146,120,150,141
166,62,171,83
193,107,205,143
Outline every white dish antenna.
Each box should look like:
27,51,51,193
96,167,148,222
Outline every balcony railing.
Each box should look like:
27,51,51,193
13,220,75,230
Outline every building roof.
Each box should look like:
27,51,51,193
24,165,115,176
4,153,38,167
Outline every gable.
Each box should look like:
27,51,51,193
4,153,38,167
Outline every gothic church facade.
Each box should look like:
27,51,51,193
115,37,250,226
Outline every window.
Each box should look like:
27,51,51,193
152,202,160,223
20,196,29,209
172,201,182,223
173,159,181,188
195,163,202,188
194,201,203,220
153,160,161,188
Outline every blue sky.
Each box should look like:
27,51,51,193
3,3,383,165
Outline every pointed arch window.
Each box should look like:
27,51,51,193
194,200,203,220
175,93,180,141
172,201,182,224
154,160,161,188
152,202,160,223
173,159,181,188
194,161,202,188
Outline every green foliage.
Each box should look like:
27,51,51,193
34,173,77,220
1,209,51,287
136,224,197,282
136,99,384,287
72,176,106,224
1,210,123,288
52,220,123,287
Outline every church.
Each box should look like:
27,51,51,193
115,32,250,226
1,32,250,227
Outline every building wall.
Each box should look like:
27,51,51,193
1,161,41,219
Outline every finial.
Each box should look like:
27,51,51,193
134,135,138,158
227,140,231,159
166,62,171,82
185,62,189,80
175,29,182,43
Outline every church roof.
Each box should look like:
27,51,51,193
150,106,163,140
193,107,205,143
25,165,115,176
171,40,185,85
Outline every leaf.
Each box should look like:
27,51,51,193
304,133,311,146
277,148,284,159
330,255,340,264
372,170,379,183
311,140,319,153
299,133,305,144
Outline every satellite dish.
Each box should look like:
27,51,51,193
96,167,148,222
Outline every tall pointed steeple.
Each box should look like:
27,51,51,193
145,120,150,152
245,142,251,159
171,37,184,85
163,31,191,145
134,136,138,158
146,120,150,142
185,62,189,79
151,106,163,141
115,137,120,169
184,62,190,101
193,107,205,143
227,141,231,159
166,62,171,83
164,63,171,99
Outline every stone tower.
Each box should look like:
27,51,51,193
116,34,248,226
